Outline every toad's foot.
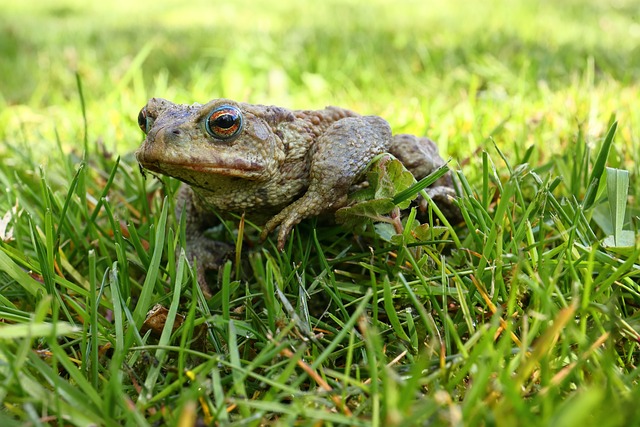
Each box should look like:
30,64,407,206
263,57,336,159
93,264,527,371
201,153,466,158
419,185,461,223
389,134,461,223
185,236,233,296
260,191,348,250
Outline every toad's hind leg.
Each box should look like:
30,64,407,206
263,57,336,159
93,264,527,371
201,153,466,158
389,134,460,221
261,115,392,250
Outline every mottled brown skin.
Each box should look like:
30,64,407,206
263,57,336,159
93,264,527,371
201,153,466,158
136,98,458,292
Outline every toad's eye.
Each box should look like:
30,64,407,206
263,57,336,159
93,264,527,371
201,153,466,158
138,107,154,134
205,106,243,140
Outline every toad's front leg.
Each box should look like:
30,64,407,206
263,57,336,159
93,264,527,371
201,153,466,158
177,186,233,296
261,116,392,249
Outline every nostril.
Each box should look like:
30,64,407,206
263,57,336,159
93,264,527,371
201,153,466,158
171,129,181,136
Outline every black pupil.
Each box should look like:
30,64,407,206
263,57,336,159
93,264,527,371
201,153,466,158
214,114,236,129
138,110,146,128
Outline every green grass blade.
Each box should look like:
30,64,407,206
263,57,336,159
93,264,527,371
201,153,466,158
0,248,44,296
606,167,629,246
583,121,617,210
132,198,168,328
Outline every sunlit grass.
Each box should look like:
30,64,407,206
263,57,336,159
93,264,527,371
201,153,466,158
1,0,640,425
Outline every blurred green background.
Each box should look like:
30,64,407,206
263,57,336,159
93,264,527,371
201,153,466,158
1,0,638,168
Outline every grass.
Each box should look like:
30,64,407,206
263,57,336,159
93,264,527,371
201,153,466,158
1,0,640,425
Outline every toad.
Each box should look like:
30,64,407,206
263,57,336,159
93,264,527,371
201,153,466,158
136,98,459,289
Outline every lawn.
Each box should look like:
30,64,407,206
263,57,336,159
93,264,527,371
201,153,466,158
1,0,640,425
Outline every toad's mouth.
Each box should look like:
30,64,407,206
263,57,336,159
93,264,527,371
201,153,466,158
135,140,268,181
137,157,265,181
